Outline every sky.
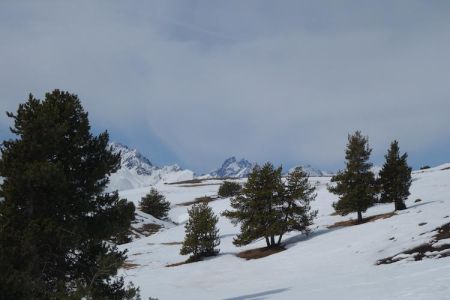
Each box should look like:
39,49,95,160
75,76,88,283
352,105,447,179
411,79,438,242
1,1,450,173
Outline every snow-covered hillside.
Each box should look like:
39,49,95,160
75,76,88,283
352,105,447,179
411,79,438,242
119,164,450,299
107,142,194,191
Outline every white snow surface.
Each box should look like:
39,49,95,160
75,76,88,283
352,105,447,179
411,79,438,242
118,164,450,300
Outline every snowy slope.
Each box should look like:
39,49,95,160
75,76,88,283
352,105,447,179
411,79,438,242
119,164,450,300
107,142,194,191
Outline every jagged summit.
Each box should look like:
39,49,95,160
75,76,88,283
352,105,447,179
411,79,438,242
109,142,154,175
107,142,193,191
205,156,255,178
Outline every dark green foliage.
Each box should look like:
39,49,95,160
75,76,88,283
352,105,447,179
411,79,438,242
328,131,377,224
378,140,412,210
0,90,138,299
218,181,242,198
139,188,170,219
223,163,317,248
180,202,220,260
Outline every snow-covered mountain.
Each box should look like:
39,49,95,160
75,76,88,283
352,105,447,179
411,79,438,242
202,156,255,178
288,164,334,177
107,142,194,191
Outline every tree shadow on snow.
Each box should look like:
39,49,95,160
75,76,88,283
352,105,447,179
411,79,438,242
223,288,290,300
282,227,341,249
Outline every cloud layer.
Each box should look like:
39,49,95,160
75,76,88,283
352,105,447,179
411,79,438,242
1,1,449,172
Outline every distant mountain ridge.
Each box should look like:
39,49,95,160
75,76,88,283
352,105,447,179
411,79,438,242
107,142,194,191
287,165,334,177
201,157,255,178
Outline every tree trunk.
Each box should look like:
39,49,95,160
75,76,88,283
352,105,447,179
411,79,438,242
270,235,275,247
277,234,283,245
265,236,270,247
357,211,363,224
395,200,407,211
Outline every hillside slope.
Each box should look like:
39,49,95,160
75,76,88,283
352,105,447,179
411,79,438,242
119,164,450,299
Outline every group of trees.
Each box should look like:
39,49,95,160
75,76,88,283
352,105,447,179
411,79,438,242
178,164,318,261
0,91,139,299
223,164,317,248
329,131,412,223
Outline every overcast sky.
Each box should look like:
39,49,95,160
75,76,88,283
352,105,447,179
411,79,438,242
1,1,450,173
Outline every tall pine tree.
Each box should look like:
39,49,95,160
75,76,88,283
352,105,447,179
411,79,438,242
378,140,412,210
328,131,377,224
0,90,138,299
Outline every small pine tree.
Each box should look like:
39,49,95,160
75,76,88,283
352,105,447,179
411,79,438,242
139,188,170,219
378,140,412,210
180,203,220,260
328,131,377,224
223,163,317,247
218,181,242,198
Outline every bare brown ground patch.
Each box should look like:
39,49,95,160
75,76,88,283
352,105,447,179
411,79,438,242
377,222,450,265
328,212,396,229
160,242,182,245
237,246,286,260
133,223,162,237
122,261,140,270
441,166,450,171
176,196,218,207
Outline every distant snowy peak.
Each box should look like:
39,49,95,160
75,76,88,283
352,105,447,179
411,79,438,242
206,156,255,178
107,142,193,191
288,165,333,177
109,142,155,175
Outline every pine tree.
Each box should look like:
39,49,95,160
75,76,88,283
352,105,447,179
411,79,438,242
218,181,242,198
223,163,317,248
328,131,377,224
378,140,412,210
277,167,318,244
180,202,220,261
139,188,171,219
0,90,138,299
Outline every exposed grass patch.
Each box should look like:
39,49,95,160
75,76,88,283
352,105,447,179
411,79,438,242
160,241,182,246
176,196,218,207
166,256,203,268
328,212,396,229
122,261,140,270
167,177,240,185
237,246,286,260
133,223,162,237
377,222,450,265
178,183,221,188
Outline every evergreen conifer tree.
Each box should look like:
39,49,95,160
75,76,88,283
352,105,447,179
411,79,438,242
328,131,377,224
223,163,317,248
378,140,412,210
277,167,318,244
218,181,242,198
180,203,220,261
0,90,138,299
139,188,170,219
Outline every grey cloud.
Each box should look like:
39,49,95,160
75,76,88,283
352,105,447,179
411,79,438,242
1,1,449,171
